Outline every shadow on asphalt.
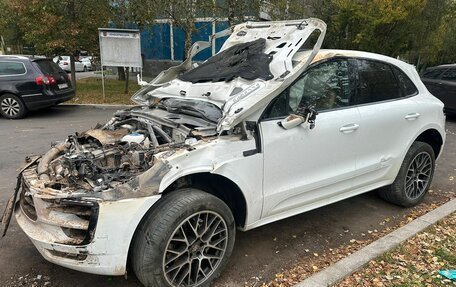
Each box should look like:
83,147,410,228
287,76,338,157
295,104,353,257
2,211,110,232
0,106,84,122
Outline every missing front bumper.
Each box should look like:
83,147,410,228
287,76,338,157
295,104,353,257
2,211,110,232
16,168,100,246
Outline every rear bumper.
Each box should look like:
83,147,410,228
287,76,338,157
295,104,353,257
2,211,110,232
23,89,75,110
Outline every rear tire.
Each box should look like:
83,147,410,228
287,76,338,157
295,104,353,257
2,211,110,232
131,189,236,287
378,141,435,207
0,94,27,119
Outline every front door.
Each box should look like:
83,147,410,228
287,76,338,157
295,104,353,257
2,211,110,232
260,59,360,218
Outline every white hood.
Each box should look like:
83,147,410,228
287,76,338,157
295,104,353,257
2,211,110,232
132,18,326,131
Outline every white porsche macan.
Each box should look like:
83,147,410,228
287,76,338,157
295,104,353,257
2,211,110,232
2,19,446,287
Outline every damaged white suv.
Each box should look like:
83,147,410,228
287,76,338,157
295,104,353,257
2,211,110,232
2,19,446,287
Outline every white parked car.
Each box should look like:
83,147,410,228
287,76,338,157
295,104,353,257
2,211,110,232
3,19,445,287
79,57,93,71
53,56,88,72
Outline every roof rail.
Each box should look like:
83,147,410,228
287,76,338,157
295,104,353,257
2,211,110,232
0,54,46,60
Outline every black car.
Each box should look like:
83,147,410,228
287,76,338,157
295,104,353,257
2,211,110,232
421,64,456,114
0,55,75,119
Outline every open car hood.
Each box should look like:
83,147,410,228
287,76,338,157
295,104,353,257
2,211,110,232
132,18,326,131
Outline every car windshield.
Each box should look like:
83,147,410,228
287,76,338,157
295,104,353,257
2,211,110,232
158,98,222,123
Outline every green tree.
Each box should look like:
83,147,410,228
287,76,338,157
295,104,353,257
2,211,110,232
0,0,24,54
4,0,111,89
311,0,456,68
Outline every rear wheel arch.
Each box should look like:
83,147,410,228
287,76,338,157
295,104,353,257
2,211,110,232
414,128,443,158
379,141,435,207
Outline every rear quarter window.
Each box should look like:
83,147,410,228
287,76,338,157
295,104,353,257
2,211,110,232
0,61,26,76
33,60,64,75
393,67,418,96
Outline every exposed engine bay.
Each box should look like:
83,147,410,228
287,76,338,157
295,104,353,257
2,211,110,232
37,104,219,193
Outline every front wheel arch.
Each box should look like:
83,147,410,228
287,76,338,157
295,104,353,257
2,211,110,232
129,188,236,287
162,173,248,229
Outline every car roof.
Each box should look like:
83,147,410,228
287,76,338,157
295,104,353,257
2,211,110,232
310,49,414,68
427,63,456,70
0,55,47,61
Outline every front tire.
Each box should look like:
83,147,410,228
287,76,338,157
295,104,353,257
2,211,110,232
0,94,27,119
378,141,435,207
131,189,236,287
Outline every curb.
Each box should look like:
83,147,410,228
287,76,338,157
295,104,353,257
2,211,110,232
294,198,456,287
61,103,135,109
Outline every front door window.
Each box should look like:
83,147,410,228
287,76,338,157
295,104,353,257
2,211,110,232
264,59,352,119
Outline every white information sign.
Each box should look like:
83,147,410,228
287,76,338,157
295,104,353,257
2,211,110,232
99,28,142,68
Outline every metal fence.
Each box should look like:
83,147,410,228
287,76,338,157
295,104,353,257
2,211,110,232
140,18,230,61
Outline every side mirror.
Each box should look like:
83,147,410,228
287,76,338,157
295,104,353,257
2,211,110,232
279,114,305,130
278,107,318,130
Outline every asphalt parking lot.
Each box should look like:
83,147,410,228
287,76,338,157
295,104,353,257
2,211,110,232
0,106,454,287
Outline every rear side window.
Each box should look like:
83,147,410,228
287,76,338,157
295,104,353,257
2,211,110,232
353,59,401,105
393,67,418,96
0,61,26,76
33,60,64,75
441,68,456,81
422,69,443,79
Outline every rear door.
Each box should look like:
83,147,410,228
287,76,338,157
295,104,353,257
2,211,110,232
32,59,72,92
353,59,420,189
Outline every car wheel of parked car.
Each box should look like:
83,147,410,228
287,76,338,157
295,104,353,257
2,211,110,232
0,94,27,119
378,141,435,207
131,188,236,287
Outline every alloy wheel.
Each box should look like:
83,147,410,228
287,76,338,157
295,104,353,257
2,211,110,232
163,211,228,287
404,151,432,199
1,97,21,117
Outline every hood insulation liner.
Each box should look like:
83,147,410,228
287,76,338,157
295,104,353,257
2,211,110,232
178,38,274,83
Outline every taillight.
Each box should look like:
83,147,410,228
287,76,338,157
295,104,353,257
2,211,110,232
35,76,49,85
35,75,56,86
47,76,56,85
63,62,69,66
